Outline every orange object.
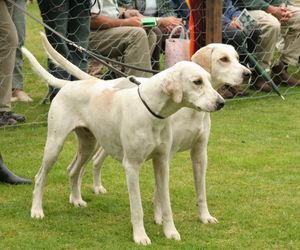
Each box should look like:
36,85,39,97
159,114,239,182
187,0,206,56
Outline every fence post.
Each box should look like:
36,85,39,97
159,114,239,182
206,0,223,44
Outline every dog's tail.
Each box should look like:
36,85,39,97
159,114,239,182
40,32,96,81
21,47,69,89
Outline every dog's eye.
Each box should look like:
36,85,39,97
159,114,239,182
220,56,229,63
193,79,203,85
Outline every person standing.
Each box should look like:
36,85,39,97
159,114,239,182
11,0,33,102
0,0,30,184
0,0,26,126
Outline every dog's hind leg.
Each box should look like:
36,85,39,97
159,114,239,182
92,147,108,194
68,127,97,207
190,134,218,224
152,155,180,241
31,123,72,219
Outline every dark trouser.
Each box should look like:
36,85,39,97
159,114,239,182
37,0,91,100
150,27,163,71
222,26,261,66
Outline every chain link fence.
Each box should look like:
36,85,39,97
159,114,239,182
2,1,300,127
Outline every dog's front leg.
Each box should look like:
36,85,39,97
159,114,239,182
190,138,218,224
153,155,181,241
123,157,151,245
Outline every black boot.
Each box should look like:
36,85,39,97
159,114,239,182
0,153,32,185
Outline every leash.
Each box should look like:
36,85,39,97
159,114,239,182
128,77,165,119
7,0,159,77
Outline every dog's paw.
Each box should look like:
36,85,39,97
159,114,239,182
31,209,44,219
69,197,87,208
154,216,163,225
164,223,181,241
93,185,107,195
164,228,181,241
133,233,151,245
200,214,219,224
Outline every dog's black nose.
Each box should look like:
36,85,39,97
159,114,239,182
216,100,225,110
243,70,252,80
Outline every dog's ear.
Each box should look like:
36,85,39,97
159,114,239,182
162,73,183,103
191,47,213,73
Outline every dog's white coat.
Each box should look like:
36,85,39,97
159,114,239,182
22,39,225,245
39,34,251,225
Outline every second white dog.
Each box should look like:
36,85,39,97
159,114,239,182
40,35,251,225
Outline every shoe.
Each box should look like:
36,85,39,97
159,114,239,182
5,111,26,122
12,89,33,102
218,85,234,99
0,111,26,126
271,61,300,86
0,153,32,185
250,71,272,92
0,113,17,127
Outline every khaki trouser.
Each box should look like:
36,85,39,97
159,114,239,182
249,6,300,68
0,0,18,112
89,27,156,78
290,0,300,7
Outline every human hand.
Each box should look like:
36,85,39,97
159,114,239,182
229,17,243,30
124,16,142,27
157,16,183,32
267,5,293,22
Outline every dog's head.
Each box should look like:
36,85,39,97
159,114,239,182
161,61,224,112
191,43,251,89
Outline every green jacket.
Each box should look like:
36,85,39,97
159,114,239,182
118,0,176,17
232,0,288,11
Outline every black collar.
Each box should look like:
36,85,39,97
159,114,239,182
128,77,165,120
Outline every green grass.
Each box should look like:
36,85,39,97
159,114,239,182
1,3,300,250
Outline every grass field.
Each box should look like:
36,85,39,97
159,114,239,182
1,3,300,250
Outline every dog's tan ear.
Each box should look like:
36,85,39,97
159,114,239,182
162,74,183,103
191,47,213,73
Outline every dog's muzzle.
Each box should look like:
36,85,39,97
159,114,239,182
216,98,225,110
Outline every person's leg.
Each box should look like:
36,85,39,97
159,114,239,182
272,5,300,86
89,27,153,77
67,0,91,79
11,0,32,102
248,10,280,70
280,5,300,66
0,0,17,114
37,0,71,101
222,26,247,62
149,27,162,71
0,0,25,126
289,0,300,8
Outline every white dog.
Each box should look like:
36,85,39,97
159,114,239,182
22,43,224,245
40,35,251,225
